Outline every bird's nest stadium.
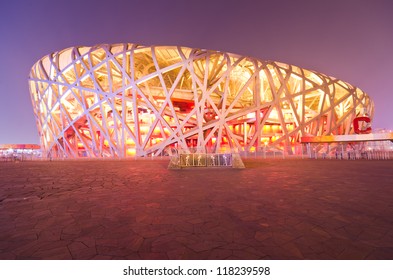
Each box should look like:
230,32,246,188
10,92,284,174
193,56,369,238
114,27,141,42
28,44,374,158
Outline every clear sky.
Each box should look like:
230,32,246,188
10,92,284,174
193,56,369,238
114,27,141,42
0,0,392,144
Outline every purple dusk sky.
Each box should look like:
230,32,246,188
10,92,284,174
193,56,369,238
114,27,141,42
0,0,392,144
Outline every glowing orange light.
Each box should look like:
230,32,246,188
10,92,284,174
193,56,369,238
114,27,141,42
140,126,149,133
126,139,135,145
126,148,136,156
218,146,227,153
261,137,269,145
153,127,161,134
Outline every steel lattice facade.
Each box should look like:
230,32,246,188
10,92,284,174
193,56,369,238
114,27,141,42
28,44,374,158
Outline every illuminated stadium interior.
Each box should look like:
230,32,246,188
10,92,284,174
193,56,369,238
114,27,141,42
28,44,374,158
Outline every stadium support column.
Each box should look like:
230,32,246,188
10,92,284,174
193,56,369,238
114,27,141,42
244,121,247,151
255,72,261,153
307,143,311,158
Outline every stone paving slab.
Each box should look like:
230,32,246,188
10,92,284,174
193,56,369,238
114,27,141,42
0,158,393,259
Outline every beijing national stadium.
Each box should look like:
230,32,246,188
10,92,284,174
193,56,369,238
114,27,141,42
28,44,374,158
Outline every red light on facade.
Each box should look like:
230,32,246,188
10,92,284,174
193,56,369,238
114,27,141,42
353,116,372,134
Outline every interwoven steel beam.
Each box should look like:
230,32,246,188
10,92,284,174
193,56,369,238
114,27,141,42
28,44,374,158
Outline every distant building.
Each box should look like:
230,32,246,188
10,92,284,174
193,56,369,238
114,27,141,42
0,144,41,160
28,44,374,158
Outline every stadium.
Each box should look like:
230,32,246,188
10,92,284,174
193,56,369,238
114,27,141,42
28,44,374,158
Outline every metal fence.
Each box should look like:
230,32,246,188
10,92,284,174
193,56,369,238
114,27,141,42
178,153,233,167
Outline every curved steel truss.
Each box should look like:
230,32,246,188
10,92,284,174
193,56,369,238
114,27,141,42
29,44,374,158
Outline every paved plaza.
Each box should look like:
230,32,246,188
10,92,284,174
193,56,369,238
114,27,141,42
0,158,393,260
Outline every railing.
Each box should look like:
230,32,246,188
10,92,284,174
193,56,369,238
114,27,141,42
175,153,233,167
0,154,42,162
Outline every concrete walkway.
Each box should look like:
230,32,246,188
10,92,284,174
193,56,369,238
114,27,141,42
0,159,393,259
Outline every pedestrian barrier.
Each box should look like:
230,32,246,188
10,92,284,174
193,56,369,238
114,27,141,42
168,153,246,169
179,153,232,167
